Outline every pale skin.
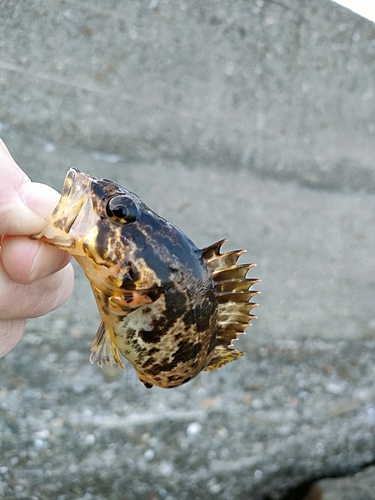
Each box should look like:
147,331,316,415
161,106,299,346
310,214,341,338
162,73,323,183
0,139,74,357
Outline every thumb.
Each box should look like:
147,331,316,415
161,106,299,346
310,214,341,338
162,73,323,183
0,140,60,236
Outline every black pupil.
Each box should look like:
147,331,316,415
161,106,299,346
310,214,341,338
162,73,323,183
106,196,138,223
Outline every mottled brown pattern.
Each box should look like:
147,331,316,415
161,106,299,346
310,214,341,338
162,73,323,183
34,168,259,389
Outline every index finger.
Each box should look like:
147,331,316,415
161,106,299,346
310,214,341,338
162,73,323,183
0,140,60,236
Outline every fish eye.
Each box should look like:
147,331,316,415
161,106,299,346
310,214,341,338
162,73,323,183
106,195,139,223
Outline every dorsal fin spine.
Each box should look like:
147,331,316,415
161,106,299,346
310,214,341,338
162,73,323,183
201,239,260,372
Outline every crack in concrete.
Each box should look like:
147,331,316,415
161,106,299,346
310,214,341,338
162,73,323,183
273,457,375,500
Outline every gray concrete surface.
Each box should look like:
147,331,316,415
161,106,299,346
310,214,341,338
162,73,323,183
1,0,375,498
1,124,375,499
1,0,375,191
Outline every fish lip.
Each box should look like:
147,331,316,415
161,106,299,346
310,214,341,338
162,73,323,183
57,167,79,231
53,167,93,232
36,167,95,250
63,167,78,194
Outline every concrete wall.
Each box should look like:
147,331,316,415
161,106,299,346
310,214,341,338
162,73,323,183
1,0,375,191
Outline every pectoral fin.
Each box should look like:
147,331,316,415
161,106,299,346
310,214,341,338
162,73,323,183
109,291,153,314
90,322,124,369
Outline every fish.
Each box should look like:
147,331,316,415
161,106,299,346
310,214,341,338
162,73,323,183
34,168,259,389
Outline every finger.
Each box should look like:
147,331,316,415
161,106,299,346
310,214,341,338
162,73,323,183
0,319,26,358
1,235,71,285
0,263,75,320
0,139,27,202
0,181,61,236
0,140,60,236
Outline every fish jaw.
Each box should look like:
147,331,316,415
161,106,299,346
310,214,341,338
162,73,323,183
34,167,97,255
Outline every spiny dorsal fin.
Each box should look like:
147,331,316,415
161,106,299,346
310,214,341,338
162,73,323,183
202,239,259,371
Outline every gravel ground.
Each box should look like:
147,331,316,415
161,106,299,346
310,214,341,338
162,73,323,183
2,305,375,500
2,317,375,499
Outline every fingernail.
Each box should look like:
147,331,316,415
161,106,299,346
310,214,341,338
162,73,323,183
20,182,60,219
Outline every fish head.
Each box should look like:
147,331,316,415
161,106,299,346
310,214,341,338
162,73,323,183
36,167,165,294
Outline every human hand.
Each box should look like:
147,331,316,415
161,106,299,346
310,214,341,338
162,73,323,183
0,139,74,357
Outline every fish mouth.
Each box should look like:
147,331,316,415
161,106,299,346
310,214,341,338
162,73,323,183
35,167,97,253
